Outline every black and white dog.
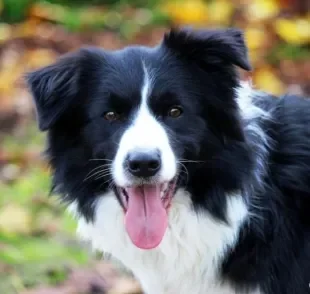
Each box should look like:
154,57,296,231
26,27,310,294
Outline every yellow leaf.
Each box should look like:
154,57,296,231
248,49,263,65
161,0,208,26
0,23,12,43
244,27,267,50
29,3,66,22
246,0,280,22
23,49,57,69
208,0,234,25
13,20,40,39
0,204,32,235
0,58,24,96
274,17,310,45
253,67,284,96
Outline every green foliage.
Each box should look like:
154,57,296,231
0,0,164,25
1,0,34,22
45,0,161,7
267,43,310,64
0,123,90,294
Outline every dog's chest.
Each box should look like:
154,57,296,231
74,190,252,294
111,250,240,294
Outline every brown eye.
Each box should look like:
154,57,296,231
104,111,119,121
168,106,183,118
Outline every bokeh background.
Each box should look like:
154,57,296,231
0,0,309,293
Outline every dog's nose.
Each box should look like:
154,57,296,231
127,151,161,178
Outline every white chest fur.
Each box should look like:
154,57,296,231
69,189,260,294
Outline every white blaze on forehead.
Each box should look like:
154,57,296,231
112,62,177,186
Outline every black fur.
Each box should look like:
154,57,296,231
26,27,310,294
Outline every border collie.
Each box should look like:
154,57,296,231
26,27,310,294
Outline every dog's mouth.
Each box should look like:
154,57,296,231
118,179,176,211
116,178,177,250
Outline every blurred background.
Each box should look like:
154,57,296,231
0,0,309,293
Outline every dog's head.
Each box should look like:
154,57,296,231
26,27,252,249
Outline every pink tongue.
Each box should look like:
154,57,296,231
124,185,168,250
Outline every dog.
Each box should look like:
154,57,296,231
26,27,310,294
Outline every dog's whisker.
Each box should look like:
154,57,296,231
89,158,113,163
86,164,112,174
178,159,205,163
91,170,112,179
84,167,110,180
177,162,189,185
93,172,113,181
84,168,112,182
98,178,114,190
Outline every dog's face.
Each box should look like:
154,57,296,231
27,28,251,249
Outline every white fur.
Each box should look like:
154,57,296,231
236,81,271,191
236,81,270,121
112,64,176,187
72,190,254,294
68,81,267,294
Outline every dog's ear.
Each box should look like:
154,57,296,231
25,50,84,131
163,27,251,71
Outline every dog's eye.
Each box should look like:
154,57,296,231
104,111,120,121
168,106,183,118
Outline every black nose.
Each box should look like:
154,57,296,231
127,151,161,178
